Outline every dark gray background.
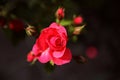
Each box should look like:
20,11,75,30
0,0,120,80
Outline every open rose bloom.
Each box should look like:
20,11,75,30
29,22,72,65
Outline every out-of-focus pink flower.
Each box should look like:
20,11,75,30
73,16,83,25
27,51,35,62
30,22,72,65
9,19,24,32
86,46,98,59
55,7,65,20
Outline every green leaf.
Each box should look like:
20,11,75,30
60,19,72,26
68,25,74,34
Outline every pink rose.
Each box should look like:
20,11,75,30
31,22,72,65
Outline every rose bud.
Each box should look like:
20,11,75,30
25,25,37,36
27,51,35,62
73,16,83,25
55,7,65,20
8,19,24,32
73,25,85,35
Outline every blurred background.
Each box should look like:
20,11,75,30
0,0,120,80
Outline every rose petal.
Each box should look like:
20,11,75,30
50,36,58,46
37,48,51,63
49,22,67,36
37,29,48,51
52,48,66,58
32,43,41,56
52,48,72,65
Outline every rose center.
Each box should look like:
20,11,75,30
50,36,63,47
55,38,62,46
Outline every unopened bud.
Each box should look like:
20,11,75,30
73,16,83,25
73,25,85,35
27,51,35,62
25,25,37,36
55,7,65,20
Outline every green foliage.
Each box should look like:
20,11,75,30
44,62,56,73
72,35,78,42
60,19,72,26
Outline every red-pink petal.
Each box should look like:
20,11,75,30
52,48,66,58
52,48,72,65
27,51,35,62
50,36,58,46
49,22,67,36
37,29,48,51
32,43,41,56
37,48,51,63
